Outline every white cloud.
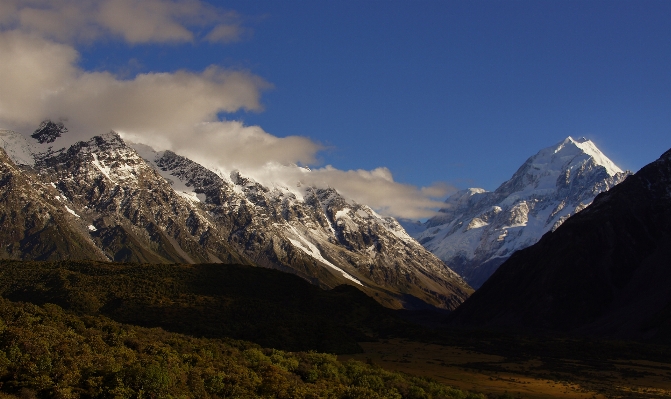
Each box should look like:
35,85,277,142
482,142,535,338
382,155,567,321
98,0,195,43
0,31,79,128
0,0,245,44
302,167,451,219
206,23,245,44
0,0,451,219
123,121,450,219
121,121,322,172
0,31,269,141
211,162,451,219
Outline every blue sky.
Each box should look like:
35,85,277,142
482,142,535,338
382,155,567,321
1,0,670,218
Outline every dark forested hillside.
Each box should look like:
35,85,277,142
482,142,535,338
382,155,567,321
0,297,483,399
0,260,415,354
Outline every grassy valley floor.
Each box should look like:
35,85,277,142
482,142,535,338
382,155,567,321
340,339,671,398
2,260,671,398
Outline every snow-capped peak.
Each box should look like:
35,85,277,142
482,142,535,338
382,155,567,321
569,137,623,176
551,136,623,176
412,136,630,289
1,124,140,168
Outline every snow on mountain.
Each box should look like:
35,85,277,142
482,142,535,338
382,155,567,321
0,129,35,166
0,121,472,310
410,136,630,289
0,143,108,261
1,126,248,264
448,146,671,343
0,120,89,167
134,147,471,309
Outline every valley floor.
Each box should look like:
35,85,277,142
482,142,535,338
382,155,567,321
340,339,671,399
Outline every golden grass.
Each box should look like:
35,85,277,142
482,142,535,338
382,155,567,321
340,339,671,398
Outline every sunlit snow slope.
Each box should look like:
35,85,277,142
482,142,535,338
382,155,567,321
410,137,630,288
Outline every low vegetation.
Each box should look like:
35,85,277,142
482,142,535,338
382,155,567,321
0,260,491,398
0,260,412,354
0,297,484,398
3,259,670,398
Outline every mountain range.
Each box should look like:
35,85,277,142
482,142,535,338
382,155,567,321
0,122,471,310
406,136,630,288
449,146,671,342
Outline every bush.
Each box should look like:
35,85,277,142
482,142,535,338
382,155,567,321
0,291,480,398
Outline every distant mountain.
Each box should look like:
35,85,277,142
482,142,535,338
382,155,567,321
449,147,671,342
409,137,629,288
0,124,472,310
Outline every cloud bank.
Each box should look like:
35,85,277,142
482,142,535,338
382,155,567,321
0,0,449,219
240,165,452,220
0,0,246,44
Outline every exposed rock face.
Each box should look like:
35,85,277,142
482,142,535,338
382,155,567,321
33,133,246,265
409,137,629,288
0,126,472,310
31,120,67,144
449,147,671,342
147,149,472,309
0,146,105,261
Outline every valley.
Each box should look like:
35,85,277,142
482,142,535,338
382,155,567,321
0,295,487,399
1,2,670,398
342,337,671,398
3,259,671,398
2,124,671,398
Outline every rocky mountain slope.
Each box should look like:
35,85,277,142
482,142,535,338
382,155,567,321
448,147,671,342
0,142,105,261
409,137,629,288
0,124,472,310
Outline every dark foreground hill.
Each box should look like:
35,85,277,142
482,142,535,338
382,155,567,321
0,260,417,354
3,261,671,398
0,298,484,399
449,147,671,342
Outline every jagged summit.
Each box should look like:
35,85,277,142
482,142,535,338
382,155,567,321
410,136,630,289
31,120,68,144
536,136,622,176
139,145,472,309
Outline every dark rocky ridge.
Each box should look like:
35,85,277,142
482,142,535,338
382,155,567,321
31,120,67,144
449,147,671,342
